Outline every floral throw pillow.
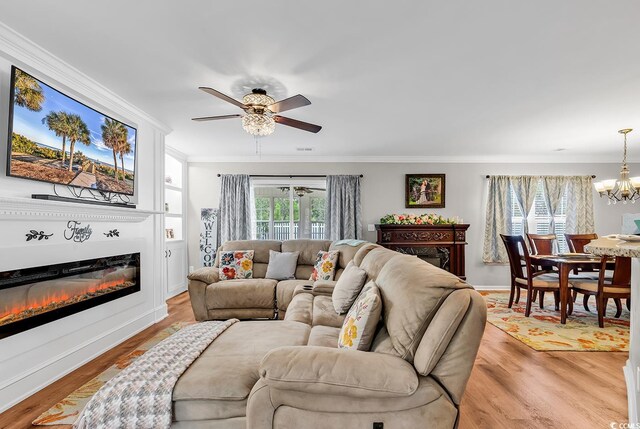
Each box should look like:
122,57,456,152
219,250,254,280
338,284,382,351
309,250,340,281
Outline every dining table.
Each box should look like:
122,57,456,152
529,253,607,324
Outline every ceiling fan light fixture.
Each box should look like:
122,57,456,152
242,113,275,136
242,91,275,108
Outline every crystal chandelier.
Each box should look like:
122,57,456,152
241,90,276,137
593,129,640,204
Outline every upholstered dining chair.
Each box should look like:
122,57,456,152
500,234,562,316
564,232,601,303
569,256,631,328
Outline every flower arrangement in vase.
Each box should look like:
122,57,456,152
379,213,460,225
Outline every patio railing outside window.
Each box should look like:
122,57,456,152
256,221,325,240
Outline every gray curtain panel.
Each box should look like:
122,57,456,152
566,175,595,234
325,175,363,240
510,176,539,234
219,174,252,244
541,176,569,244
482,176,512,263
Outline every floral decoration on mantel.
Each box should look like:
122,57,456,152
380,213,460,225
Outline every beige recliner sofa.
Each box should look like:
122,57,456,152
177,243,486,429
188,239,365,320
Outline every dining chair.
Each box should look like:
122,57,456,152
569,256,631,328
564,233,598,253
526,233,556,255
564,233,602,303
500,234,562,316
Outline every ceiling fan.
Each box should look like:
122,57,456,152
192,87,322,137
278,186,326,197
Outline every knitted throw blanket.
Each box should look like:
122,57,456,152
74,319,238,429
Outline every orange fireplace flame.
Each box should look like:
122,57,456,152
0,274,135,325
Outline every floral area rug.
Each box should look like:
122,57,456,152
482,291,629,352
33,322,190,426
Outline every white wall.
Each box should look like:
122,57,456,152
188,161,639,287
0,25,169,411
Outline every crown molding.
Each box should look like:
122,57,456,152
0,22,171,135
187,154,626,164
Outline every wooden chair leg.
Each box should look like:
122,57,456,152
515,286,521,304
525,288,534,317
597,296,607,328
583,294,590,312
554,291,560,311
532,290,537,303
539,290,545,309
628,298,632,311
508,280,515,308
572,290,578,302
568,291,573,315
614,298,623,318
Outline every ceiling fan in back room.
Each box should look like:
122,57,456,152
192,87,322,137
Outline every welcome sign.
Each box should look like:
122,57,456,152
200,208,218,267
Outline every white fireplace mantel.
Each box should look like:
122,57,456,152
0,196,163,223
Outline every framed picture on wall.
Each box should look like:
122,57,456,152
405,174,445,208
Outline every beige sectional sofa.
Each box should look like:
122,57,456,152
188,239,363,321
179,241,486,429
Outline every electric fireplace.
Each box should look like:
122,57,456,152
0,253,140,339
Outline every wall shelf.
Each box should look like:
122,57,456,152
0,196,163,222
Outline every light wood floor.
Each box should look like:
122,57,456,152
0,292,629,429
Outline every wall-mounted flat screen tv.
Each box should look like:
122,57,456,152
6,66,137,195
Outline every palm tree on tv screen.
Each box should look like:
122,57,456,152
14,69,44,112
101,118,127,181
118,138,131,182
66,114,91,171
42,111,71,166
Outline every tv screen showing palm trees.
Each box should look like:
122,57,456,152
6,66,137,195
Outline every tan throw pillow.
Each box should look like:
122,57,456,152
338,284,382,351
309,250,339,281
219,250,254,280
332,261,368,314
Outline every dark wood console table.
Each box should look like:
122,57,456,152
375,223,470,279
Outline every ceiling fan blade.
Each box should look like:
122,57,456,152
199,87,247,110
274,115,322,133
268,94,311,113
191,114,242,121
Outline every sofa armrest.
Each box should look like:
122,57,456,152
259,346,418,398
187,267,219,284
312,280,336,296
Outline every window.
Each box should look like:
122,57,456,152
252,180,326,240
510,181,569,253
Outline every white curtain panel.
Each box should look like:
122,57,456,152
482,176,512,263
219,174,252,243
565,175,595,234
325,175,363,240
542,176,569,239
510,176,539,234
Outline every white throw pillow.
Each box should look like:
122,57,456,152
332,261,368,314
265,250,300,280
338,284,383,351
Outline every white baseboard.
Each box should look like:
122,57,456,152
473,285,510,291
166,284,187,299
0,303,167,413
624,359,639,424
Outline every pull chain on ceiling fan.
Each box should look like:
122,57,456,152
192,87,322,137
